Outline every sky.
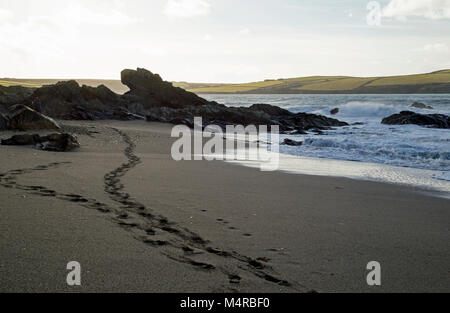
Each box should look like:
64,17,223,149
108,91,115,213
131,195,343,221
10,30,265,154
0,0,450,82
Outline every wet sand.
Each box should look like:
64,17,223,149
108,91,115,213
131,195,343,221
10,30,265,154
0,120,449,293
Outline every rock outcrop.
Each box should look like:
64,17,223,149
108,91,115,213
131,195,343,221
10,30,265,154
284,112,348,130
1,134,41,145
146,104,274,129
1,133,79,152
0,113,8,130
0,68,349,134
282,139,303,146
411,102,433,110
31,81,139,120
37,133,80,152
0,85,35,108
121,68,213,110
382,111,450,129
146,103,348,133
330,108,339,115
249,103,293,116
5,104,60,130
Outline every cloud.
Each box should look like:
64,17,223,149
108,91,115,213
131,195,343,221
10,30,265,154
382,0,450,20
164,0,211,18
424,43,449,53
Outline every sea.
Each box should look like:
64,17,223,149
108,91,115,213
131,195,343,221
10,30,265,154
202,94,450,195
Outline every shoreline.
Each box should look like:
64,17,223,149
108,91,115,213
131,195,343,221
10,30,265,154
1,120,449,292
228,151,450,199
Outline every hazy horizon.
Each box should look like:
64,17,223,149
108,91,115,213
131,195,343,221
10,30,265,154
1,0,450,83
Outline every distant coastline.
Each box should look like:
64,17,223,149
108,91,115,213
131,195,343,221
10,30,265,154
2,69,450,95
179,69,450,94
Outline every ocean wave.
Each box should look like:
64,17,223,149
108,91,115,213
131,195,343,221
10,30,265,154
281,134,450,171
204,94,450,175
433,171,450,182
320,101,400,119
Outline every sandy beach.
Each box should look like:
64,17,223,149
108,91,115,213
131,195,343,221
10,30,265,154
0,120,449,293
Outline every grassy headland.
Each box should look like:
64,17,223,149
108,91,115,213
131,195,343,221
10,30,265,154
177,70,450,94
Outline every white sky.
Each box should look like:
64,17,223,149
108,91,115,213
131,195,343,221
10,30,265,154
1,0,450,82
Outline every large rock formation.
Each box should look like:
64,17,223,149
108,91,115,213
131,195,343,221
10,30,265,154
0,85,35,108
1,133,79,152
31,81,139,120
146,103,348,133
147,104,272,129
6,104,60,131
382,111,450,129
121,68,213,110
121,69,348,132
0,68,349,134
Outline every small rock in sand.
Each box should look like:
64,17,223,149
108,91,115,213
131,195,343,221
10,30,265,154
1,133,80,152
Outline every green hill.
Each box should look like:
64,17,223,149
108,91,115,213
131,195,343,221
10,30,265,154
2,70,450,94
175,70,450,94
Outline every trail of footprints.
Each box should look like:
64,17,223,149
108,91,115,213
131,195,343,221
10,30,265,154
0,162,115,215
0,128,302,291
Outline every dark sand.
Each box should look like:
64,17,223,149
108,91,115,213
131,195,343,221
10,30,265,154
0,120,449,292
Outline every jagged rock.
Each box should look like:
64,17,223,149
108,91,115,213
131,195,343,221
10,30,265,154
6,104,60,130
1,134,42,145
0,113,8,130
81,84,119,103
249,103,293,116
330,108,339,115
121,68,213,109
0,85,35,108
0,68,350,133
146,104,273,129
411,102,433,110
382,111,450,129
37,134,80,152
63,105,144,121
1,133,79,152
282,139,303,146
31,81,137,120
286,112,348,131
146,102,348,133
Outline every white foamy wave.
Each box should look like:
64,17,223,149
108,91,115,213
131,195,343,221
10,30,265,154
283,135,450,171
203,94,450,188
310,102,405,125
433,171,450,181
331,101,399,118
